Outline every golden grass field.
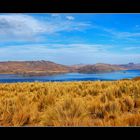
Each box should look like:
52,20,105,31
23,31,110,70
0,80,140,126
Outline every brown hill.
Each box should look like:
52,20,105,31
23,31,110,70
76,63,125,73
0,60,70,76
118,63,140,70
0,61,139,76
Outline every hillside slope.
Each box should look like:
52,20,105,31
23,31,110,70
0,61,70,76
118,63,140,70
76,63,125,73
0,61,140,76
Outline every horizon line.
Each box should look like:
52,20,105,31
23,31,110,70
0,60,138,66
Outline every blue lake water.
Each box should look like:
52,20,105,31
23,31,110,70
0,70,140,83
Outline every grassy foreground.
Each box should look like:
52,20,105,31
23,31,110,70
0,80,140,126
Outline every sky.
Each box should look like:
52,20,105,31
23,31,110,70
0,13,140,65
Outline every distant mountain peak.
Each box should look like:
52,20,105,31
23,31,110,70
128,62,134,65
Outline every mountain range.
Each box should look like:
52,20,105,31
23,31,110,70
0,61,139,76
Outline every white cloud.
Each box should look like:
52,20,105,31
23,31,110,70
114,31,140,38
102,28,140,39
123,46,140,51
51,14,60,17
0,43,114,64
0,43,140,64
91,25,140,42
0,14,91,42
0,14,46,41
66,16,75,20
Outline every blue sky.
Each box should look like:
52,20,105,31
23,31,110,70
0,13,140,65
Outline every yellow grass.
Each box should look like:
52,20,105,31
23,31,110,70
0,80,140,126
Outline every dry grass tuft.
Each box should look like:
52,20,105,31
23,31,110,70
0,80,140,126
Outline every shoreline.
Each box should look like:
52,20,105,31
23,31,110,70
0,69,139,83
0,69,128,77
0,76,139,84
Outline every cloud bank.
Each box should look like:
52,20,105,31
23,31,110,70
0,43,140,65
0,14,91,42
